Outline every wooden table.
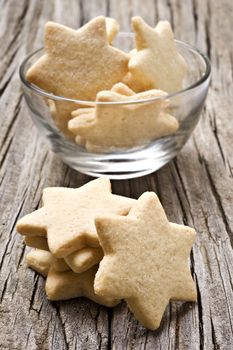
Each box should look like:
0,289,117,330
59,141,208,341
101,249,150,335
0,0,232,349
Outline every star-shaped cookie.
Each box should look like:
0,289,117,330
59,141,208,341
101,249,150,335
105,17,120,44
128,17,187,93
24,235,49,251
65,246,103,273
26,17,128,136
68,89,178,152
46,265,119,307
94,192,197,330
16,178,135,258
26,249,54,277
24,234,103,273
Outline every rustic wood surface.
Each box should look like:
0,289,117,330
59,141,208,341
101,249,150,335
0,0,232,349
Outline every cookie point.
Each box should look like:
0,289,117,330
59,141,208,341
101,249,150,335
88,16,106,29
131,16,144,25
94,15,106,22
45,21,55,28
96,176,111,186
156,20,173,37
139,191,158,202
188,226,197,241
94,216,104,230
44,21,61,34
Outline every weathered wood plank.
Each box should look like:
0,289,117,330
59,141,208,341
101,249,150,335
110,0,233,349
0,1,108,349
0,0,232,349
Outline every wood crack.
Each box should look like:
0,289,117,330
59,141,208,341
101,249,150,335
25,326,33,349
213,248,233,333
191,0,198,39
210,318,219,350
0,196,26,271
0,271,10,302
79,0,85,26
0,68,16,96
166,0,174,28
106,0,110,16
209,110,226,165
195,278,204,350
53,302,69,350
29,274,39,312
0,94,23,155
203,159,232,244
205,0,211,58
16,243,26,270
0,17,22,63
0,42,20,83
107,307,112,350
171,161,194,226
0,1,232,348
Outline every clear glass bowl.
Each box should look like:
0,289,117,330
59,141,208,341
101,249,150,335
19,33,211,180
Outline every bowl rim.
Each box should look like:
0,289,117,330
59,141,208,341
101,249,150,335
19,33,211,106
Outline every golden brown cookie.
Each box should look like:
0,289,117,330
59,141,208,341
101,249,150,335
16,178,135,258
128,17,187,93
26,18,128,137
45,265,120,306
24,235,49,251
26,249,70,275
68,89,178,152
52,258,70,272
94,192,197,330
111,82,135,96
69,83,134,149
26,249,53,277
106,17,120,44
64,247,103,273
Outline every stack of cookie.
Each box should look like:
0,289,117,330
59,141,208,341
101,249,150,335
26,16,187,152
17,178,134,306
17,178,197,330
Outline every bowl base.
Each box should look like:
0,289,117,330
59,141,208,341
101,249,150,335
58,140,180,180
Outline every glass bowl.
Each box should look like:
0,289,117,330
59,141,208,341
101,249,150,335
19,33,211,180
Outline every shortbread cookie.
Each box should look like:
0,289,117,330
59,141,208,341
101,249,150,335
106,17,120,44
26,249,53,277
128,17,187,93
75,135,86,146
45,266,119,307
71,108,94,118
24,235,49,251
94,192,197,330
16,178,135,258
70,83,135,148
52,258,70,272
68,90,178,152
24,234,101,273
65,247,103,273
70,108,94,146
111,82,135,96
26,18,128,136
26,249,70,275
122,72,146,93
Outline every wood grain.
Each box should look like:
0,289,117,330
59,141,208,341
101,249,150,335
0,0,232,349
